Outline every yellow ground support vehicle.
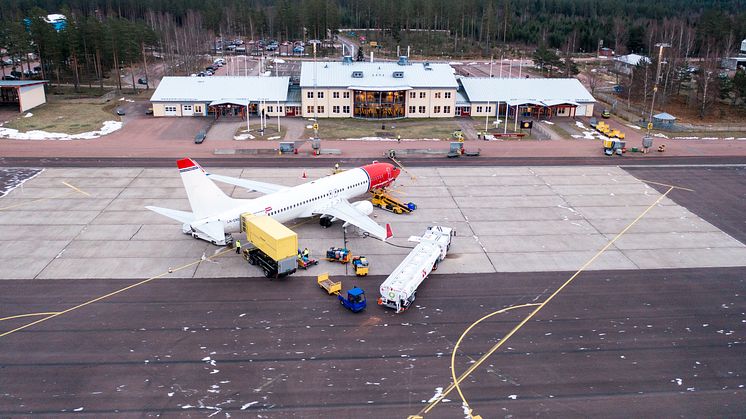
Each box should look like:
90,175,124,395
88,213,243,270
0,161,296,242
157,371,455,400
352,256,369,276
371,189,417,214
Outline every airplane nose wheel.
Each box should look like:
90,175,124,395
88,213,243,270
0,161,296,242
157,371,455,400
320,216,333,228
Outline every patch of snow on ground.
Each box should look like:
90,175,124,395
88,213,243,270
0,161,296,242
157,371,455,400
24,112,33,118
234,133,255,141
267,135,281,140
0,168,44,197
542,120,554,125
653,133,669,138
240,402,258,410
575,121,587,130
0,120,122,140
426,387,444,403
342,136,441,142
625,124,642,130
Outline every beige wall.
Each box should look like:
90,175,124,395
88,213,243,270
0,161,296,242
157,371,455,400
152,102,208,117
300,88,352,118
469,102,496,118
404,88,456,118
301,87,456,118
18,84,46,112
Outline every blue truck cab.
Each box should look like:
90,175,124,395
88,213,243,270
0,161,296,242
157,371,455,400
339,287,366,312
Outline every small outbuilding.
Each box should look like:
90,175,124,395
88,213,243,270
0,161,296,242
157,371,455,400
0,80,48,112
653,112,677,129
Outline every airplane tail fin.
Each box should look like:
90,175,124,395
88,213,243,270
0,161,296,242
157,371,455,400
385,223,393,240
177,158,237,218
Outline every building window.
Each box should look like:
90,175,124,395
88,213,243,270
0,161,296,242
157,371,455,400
434,106,441,113
195,105,202,113
343,105,350,113
165,106,177,112
409,92,416,98
267,106,274,112
476,106,483,113
183,105,192,111
307,91,314,99
445,92,452,99
317,106,325,113
435,92,441,99
307,106,314,113
333,105,340,113
487,106,492,113
318,91,324,99
408,106,415,113
444,106,451,113
419,92,426,99
333,91,340,99
343,91,350,98
278,106,283,113
418,106,426,113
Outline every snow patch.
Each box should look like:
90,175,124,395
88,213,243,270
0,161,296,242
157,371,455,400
0,120,122,140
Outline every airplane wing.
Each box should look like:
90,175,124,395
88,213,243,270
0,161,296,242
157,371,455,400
312,198,392,241
207,174,288,195
146,206,195,224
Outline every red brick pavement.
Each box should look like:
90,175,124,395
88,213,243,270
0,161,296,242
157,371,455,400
1,115,746,160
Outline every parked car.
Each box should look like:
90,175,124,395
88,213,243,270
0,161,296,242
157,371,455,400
602,109,611,118
195,130,207,144
137,78,148,85
145,107,153,115
116,108,125,116
293,46,305,54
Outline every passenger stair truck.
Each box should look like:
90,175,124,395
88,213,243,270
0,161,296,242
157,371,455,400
241,213,298,279
378,226,453,313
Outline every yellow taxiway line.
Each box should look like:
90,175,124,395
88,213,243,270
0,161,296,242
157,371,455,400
0,181,90,211
0,312,62,322
636,178,695,192
0,248,234,338
416,186,675,417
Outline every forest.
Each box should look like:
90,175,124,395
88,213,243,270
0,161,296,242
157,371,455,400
1,0,745,113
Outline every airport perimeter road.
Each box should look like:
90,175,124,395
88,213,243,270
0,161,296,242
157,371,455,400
1,268,744,417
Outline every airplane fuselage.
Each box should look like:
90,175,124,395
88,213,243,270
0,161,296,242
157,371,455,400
204,166,395,236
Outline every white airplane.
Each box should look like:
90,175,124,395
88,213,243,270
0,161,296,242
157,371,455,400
146,158,400,245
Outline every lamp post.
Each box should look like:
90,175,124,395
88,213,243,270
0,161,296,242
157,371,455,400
647,42,670,134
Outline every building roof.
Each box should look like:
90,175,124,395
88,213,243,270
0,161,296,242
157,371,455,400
653,112,676,121
300,61,458,89
0,80,48,87
150,76,290,102
458,78,595,105
614,54,651,66
455,87,470,105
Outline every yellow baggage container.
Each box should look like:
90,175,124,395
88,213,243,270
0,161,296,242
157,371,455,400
603,139,614,149
617,132,625,140
241,213,297,261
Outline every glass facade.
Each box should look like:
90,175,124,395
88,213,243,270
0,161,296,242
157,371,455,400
353,90,406,119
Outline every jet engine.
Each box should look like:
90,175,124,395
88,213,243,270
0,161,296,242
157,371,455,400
319,200,374,228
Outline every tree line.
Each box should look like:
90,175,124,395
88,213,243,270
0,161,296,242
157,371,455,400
1,0,744,94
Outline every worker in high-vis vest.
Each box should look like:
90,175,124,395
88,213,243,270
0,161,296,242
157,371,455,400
235,239,241,254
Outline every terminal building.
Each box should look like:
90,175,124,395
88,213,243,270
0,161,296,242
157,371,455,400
150,57,595,121
149,76,290,118
299,56,458,119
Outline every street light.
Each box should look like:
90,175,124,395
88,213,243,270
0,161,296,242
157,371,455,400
647,42,670,134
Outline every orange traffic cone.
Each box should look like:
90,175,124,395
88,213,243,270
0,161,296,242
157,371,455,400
301,169,307,179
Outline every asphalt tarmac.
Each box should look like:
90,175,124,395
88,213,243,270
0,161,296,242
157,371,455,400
1,164,745,417
1,268,744,417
